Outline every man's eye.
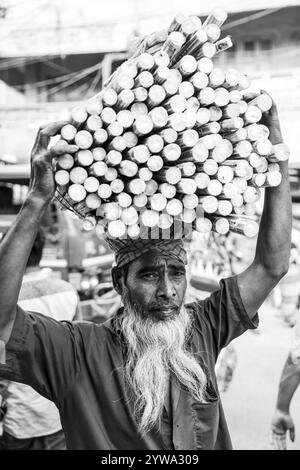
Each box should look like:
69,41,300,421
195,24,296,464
142,273,157,279
173,271,185,277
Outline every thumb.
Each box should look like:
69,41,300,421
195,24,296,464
289,426,295,442
261,89,273,100
32,121,70,153
261,89,278,117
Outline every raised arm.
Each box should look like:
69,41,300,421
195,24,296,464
237,96,292,320
0,122,78,342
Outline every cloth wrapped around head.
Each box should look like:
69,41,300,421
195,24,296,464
106,236,188,268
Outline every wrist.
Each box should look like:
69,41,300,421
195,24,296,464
269,132,283,146
278,161,289,173
276,402,290,414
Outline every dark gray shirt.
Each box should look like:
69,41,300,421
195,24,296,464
0,276,258,450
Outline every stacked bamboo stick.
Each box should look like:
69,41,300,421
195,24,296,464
54,7,289,239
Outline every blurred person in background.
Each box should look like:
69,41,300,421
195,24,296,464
277,241,300,327
0,229,81,450
271,315,300,450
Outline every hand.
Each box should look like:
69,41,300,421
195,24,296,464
271,409,295,449
128,29,168,57
260,91,284,145
28,122,78,203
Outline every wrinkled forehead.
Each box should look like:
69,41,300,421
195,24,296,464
128,249,186,274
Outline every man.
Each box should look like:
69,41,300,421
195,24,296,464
0,98,292,450
0,230,81,450
271,315,300,450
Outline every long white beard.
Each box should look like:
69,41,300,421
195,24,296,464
118,293,208,436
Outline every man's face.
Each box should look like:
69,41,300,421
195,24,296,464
123,250,187,322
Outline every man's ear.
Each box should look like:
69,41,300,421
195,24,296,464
112,267,122,295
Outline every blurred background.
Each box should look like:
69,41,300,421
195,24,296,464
0,0,300,163
1,0,300,451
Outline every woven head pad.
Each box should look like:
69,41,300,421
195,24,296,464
106,237,187,268
105,218,191,268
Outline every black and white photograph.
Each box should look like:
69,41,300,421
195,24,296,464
0,0,299,454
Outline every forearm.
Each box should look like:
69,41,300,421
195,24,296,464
254,161,291,279
0,193,48,337
0,121,77,338
237,161,291,318
276,357,300,413
236,99,292,319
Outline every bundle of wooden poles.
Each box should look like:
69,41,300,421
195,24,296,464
54,7,289,239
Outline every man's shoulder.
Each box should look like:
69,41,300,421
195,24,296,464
184,289,222,331
71,317,115,339
185,298,209,332
185,297,206,314
65,317,120,358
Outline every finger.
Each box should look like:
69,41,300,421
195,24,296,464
40,121,71,144
290,427,295,442
145,29,168,49
46,144,78,163
128,37,145,57
49,143,78,157
261,89,278,114
272,423,286,434
261,89,273,101
33,121,70,153
271,430,287,450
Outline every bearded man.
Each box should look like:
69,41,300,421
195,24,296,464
0,98,292,450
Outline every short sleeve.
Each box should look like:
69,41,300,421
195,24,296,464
193,276,259,357
0,305,83,404
290,317,300,365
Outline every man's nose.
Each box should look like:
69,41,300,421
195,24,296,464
156,273,176,301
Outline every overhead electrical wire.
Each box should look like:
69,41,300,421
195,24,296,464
86,65,103,95
39,58,73,75
223,7,284,30
12,70,82,89
0,56,44,70
11,60,105,90
0,55,74,73
46,61,102,96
